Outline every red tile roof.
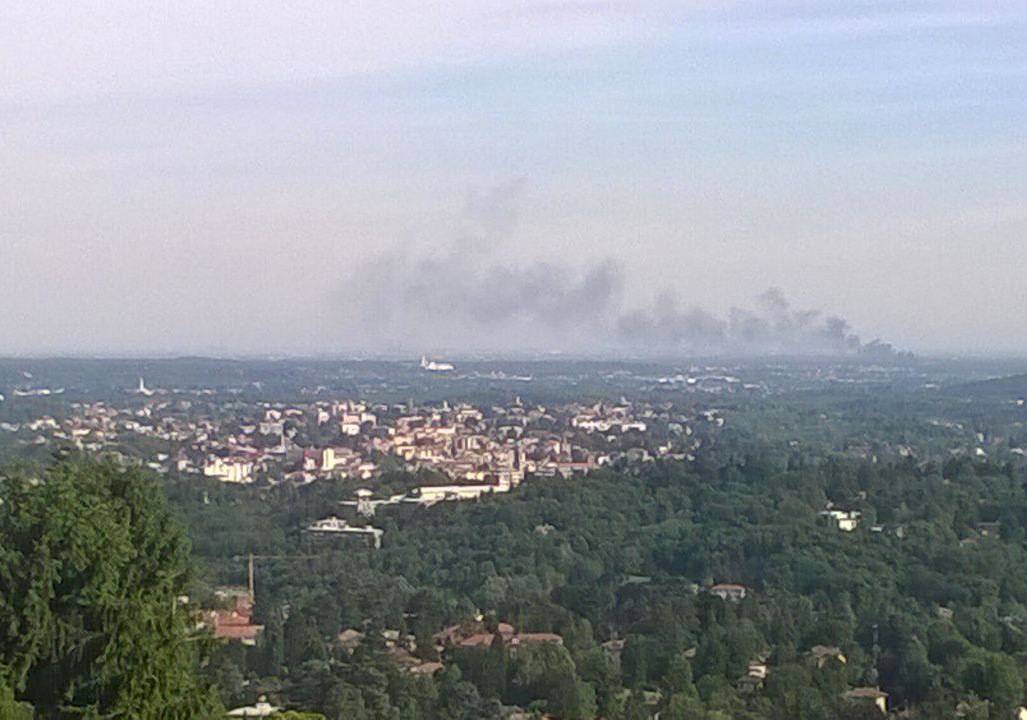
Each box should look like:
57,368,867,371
459,633,495,648
215,623,264,641
513,633,563,646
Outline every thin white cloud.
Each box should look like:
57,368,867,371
3,1,1009,108
1,1,696,107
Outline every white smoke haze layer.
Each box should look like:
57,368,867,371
342,184,903,359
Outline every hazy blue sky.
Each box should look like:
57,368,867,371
2,1,1025,356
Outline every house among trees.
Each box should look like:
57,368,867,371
601,637,626,662
434,620,563,655
202,589,264,645
976,520,1002,538
408,661,444,676
337,628,365,652
736,660,769,693
809,645,847,667
709,583,748,601
226,697,281,717
819,508,861,531
842,687,888,714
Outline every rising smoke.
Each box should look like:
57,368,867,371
617,288,868,356
341,184,903,358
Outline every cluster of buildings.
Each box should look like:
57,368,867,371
0,381,721,559
818,507,862,532
331,618,564,679
0,384,713,495
433,621,563,652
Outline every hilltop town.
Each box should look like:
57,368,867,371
0,380,716,495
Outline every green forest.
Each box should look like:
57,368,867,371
6,443,1027,718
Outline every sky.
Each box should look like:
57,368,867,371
2,1,1025,357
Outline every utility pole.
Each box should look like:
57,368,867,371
235,553,321,606
248,552,255,603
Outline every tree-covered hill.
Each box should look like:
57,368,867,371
164,450,1027,719
5,397,1027,718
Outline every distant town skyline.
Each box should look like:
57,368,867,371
3,2,1025,356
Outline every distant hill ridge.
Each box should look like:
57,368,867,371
949,373,1027,399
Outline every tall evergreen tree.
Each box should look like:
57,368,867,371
0,457,221,718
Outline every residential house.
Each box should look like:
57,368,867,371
842,688,888,714
709,583,748,602
810,645,847,667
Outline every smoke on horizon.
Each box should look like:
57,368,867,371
340,184,904,359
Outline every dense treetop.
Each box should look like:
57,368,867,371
0,458,221,719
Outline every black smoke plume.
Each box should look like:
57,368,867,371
341,184,904,359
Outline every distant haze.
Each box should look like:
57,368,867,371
2,2,1025,357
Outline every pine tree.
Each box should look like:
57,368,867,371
0,457,222,718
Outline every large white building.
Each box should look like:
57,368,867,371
307,516,384,548
203,457,254,484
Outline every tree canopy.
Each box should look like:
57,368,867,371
0,457,220,718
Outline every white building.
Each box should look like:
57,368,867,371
226,699,281,717
819,509,861,532
203,457,254,484
420,355,454,372
407,479,511,506
307,516,384,549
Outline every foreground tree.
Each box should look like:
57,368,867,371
0,682,33,719
0,457,221,718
